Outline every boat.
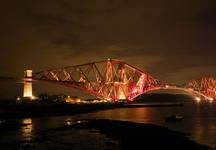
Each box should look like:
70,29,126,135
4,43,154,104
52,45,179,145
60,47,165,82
165,115,183,122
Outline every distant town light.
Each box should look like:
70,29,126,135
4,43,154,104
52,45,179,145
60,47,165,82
76,99,81,103
30,96,36,100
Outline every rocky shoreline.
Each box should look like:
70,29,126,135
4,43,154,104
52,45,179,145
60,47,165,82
0,118,212,150
71,119,210,150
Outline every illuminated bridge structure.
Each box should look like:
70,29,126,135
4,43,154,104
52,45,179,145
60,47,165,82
24,59,216,102
184,76,216,101
29,59,160,101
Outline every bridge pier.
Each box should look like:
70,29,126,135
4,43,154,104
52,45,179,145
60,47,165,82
23,70,33,98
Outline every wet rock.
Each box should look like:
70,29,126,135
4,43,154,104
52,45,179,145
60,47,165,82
72,119,210,150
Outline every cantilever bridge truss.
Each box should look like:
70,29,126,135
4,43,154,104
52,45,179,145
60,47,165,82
185,76,216,100
32,59,160,101
29,59,216,101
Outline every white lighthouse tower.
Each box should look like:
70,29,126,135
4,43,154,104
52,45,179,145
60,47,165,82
23,70,33,99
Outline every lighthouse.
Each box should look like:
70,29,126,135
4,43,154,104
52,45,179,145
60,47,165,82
23,70,33,98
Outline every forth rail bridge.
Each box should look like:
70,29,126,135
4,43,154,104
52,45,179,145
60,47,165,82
22,59,216,102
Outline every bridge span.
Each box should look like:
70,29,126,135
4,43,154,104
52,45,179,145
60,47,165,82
23,59,216,102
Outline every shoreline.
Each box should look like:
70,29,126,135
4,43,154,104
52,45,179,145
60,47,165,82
62,119,210,150
0,119,210,150
0,103,213,149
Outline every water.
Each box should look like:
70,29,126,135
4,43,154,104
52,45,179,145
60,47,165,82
75,102,216,147
0,102,216,149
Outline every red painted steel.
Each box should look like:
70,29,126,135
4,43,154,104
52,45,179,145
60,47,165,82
30,59,216,101
32,59,160,101
185,76,216,100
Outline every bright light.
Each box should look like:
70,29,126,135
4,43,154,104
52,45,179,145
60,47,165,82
25,70,32,77
106,98,112,101
30,96,36,100
208,97,214,102
118,89,126,99
65,118,72,125
195,97,201,103
165,85,169,88
22,118,32,125
132,88,138,93
23,82,33,97
23,70,33,98
76,99,81,103
21,118,32,140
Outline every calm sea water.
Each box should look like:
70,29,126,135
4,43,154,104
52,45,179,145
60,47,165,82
76,102,216,147
0,102,216,149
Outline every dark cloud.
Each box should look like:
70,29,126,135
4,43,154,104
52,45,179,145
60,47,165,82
1,0,216,98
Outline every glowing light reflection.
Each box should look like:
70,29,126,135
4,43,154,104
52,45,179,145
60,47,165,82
65,118,72,126
21,118,33,141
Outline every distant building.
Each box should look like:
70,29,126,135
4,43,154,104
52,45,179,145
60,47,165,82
65,96,81,104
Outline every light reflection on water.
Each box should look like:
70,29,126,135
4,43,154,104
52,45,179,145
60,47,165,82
21,118,33,141
73,102,216,148
13,102,216,148
65,117,73,126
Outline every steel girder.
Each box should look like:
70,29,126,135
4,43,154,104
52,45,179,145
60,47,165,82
32,59,160,101
185,76,216,100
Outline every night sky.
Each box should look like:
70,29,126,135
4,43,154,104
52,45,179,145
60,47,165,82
0,0,216,98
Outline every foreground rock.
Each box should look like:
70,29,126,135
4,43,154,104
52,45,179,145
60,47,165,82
72,119,210,150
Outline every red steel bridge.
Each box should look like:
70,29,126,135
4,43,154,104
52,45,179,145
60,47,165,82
25,59,216,102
